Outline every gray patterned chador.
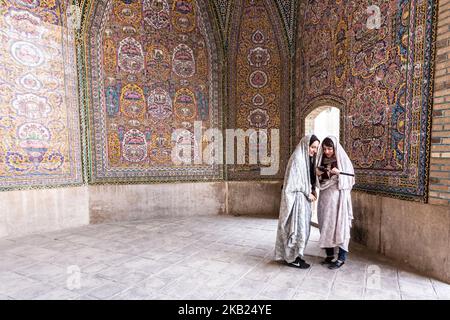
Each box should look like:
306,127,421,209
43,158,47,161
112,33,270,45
275,134,320,269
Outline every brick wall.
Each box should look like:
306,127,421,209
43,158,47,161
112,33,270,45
429,0,450,206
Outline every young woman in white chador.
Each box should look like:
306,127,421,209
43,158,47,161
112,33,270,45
274,135,320,269
316,136,355,269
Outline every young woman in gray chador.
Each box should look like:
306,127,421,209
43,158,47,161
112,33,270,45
316,136,355,269
275,135,320,269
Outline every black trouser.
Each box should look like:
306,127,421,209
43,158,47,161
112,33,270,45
325,247,347,261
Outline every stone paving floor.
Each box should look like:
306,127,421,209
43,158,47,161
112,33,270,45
0,215,449,300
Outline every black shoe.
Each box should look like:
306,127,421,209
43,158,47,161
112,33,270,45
288,257,310,269
320,256,334,265
328,260,345,270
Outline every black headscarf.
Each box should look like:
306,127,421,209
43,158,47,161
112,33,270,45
309,135,320,189
309,135,320,147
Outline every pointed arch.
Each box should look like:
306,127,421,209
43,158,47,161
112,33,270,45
83,0,224,183
227,0,291,180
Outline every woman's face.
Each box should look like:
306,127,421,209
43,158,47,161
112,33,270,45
309,141,319,156
323,145,334,158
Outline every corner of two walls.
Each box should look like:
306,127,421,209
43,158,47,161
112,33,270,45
0,0,286,239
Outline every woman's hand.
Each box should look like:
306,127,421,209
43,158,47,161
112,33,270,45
308,193,317,201
331,168,340,175
316,168,324,176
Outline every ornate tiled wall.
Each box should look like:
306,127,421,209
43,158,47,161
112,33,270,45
0,0,83,190
227,0,291,180
83,0,223,183
1,0,440,203
295,0,438,201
